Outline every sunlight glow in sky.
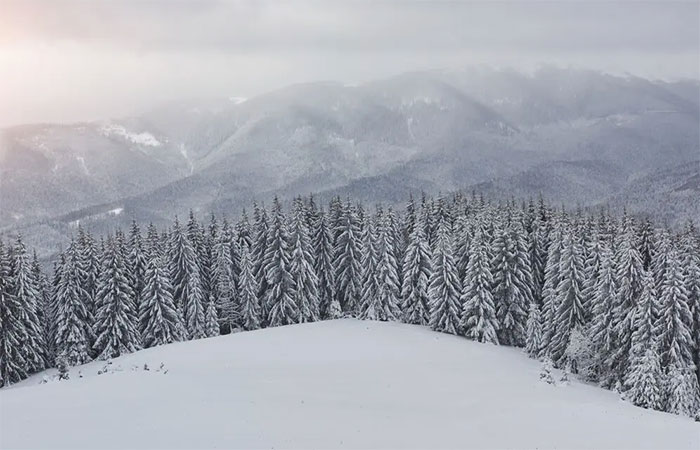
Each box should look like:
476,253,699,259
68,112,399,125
0,0,698,127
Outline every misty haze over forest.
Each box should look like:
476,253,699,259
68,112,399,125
1,2,699,449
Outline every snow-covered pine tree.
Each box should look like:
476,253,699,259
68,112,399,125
657,246,696,376
11,236,46,373
541,215,564,354
491,221,532,347
665,362,698,416
289,197,320,323
93,237,141,359
625,270,662,410
188,212,214,321
525,302,543,357
76,225,99,331
428,222,462,335
367,208,402,321
212,221,236,333
140,256,185,348
54,243,93,366
460,227,499,344
401,209,432,325
333,199,363,315
358,212,381,320
251,203,270,321
609,221,644,383
529,214,549,306
203,297,219,338
238,242,261,331
169,219,206,339
550,232,586,365
582,227,603,321
312,208,339,319
651,229,672,293
0,240,28,386
127,221,148,318
32,250,54,364
679,224,700,395
265,198,298,327
589,243,618,386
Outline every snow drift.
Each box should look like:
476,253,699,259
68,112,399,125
0,319,697,449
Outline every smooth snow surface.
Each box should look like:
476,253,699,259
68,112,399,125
100,124,162,147
0,320,697,449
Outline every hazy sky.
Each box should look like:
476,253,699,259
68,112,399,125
0,0,698,127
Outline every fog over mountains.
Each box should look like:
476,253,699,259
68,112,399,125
1,67,698,258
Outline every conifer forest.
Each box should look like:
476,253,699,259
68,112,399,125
1,193,698,419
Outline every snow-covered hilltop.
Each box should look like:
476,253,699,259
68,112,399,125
0,320,697,449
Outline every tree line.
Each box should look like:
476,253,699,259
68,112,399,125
1,193,698,418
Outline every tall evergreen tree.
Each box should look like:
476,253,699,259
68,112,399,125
0,241,27,386
127,221,148,317
140,256,185,348
212,220,237,332
525,303,543,357
238,242,261,331
609,222,644,382
11,236,45,373
333,200,363,315
169,219,206,339
460,228,498,344
589,244,617,385
265,198,298,327
401,211,432,325
428,223,462,335
289,198,320,323
54,243,93,366
491,222,532,347
93,238,141,359
551,232,586,365
312,208,340,319
625,270,662,410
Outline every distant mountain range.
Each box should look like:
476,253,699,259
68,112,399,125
1,67,698,258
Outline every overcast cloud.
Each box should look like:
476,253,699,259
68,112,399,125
0,0,698,126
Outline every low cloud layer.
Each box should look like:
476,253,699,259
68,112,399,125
1,0,698,126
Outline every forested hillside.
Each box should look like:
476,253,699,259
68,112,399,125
1,192,699,418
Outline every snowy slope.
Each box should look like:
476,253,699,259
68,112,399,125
0,320,698,449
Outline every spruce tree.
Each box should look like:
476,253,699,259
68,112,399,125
238,242,261,331
625,270,662,410
525,303,543,357
251,204,270,320
460,228,498,344
212,221,236,332
551,232,586,365
93,238,141,359
491,222,532,347
265,198,298,327
541,217,564,353
359,214,381,320
127,221,148,317
609,222,644,382
657,247,695,370
169,219,206,339
0,241,27,386
333,200,363,315
54,243,93,366
11,236,46,373
376,210,402,321
312,208,340,319
428,223,462,335
400,211,432,325
589,244,617,385
140,256,185,348
289,198,320,323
